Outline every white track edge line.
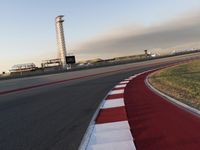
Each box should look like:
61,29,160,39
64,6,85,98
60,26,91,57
78,94,109,150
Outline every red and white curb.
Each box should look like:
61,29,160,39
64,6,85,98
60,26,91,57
79,75,139,150
79,62,194,150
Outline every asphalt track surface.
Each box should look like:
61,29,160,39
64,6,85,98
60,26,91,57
0,54,199,150
0,67,163,150
124,71,200,150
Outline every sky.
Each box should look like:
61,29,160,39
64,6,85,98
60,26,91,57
0,0,200,72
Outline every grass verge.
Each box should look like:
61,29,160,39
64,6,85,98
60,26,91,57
149,59,200,109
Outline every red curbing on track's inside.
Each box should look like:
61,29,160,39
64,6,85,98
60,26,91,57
79,60,200,150
124,71,200,150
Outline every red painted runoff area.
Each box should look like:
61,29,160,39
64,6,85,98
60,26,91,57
124,72,200,150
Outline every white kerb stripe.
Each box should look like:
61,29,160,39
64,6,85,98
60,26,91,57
109,89,124,95
120,81,129,84
129,75,137,79
102,99,124,109
124,79,131,81
115,84,126,88
90,140,136,150
94,121,130,133
89,129,133,145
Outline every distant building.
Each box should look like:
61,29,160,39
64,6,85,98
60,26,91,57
9,63,37,73
41,59,62,68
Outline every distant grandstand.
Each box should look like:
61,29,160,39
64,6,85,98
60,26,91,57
41,59,62,68
10,63,37,73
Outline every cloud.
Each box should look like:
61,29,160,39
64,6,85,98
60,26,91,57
74,10,200,59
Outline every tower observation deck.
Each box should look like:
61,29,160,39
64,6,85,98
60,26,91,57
55,15,67,69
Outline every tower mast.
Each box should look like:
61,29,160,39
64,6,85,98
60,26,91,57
55,15,67,69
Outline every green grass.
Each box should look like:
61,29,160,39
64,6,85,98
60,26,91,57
149,60,200,109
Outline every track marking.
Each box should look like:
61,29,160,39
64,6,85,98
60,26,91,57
115,84,126,88
96,106,127,124
120,81,129,84
109,89,124,95
106,94,124,100
102,98,124,109
90,140,136,150
89,129,133,144
94,121,130,132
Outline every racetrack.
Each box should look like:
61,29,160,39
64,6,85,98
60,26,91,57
0,53,199,150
